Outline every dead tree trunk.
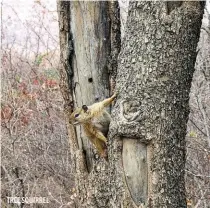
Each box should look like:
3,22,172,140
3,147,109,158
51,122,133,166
109,1,204,208
57,1,120,207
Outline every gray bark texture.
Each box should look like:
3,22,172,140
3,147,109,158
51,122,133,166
57,1,204,208
110,1,204,208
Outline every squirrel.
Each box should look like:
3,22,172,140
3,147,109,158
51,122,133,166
69,93,117,159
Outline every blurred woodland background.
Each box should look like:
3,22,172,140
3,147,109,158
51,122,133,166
1,0,210,207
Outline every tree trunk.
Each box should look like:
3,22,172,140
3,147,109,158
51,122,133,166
57,1,204,208
57,1,120,207
109,1,204,208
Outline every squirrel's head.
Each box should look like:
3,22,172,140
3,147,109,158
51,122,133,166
69,105,91,125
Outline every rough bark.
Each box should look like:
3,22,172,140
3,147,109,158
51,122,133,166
58,1,204,208
57,1,120,207
57,0,78,158
109,1,204,208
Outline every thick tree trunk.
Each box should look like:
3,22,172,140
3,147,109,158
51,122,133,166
109,1,204,208
57,1,120,207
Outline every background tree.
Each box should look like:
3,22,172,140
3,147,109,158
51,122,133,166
185,5,210,207
1,1,74,207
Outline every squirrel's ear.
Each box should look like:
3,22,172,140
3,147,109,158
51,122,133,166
82,105,88,112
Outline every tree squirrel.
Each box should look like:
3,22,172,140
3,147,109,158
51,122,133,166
69,93,117,159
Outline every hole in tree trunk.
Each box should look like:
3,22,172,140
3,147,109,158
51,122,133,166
88,78,93,83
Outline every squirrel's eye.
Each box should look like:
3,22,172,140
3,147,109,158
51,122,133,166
75,114,79,118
